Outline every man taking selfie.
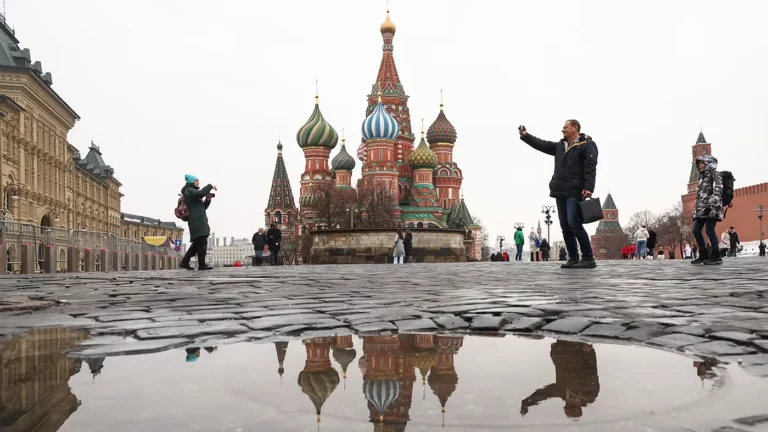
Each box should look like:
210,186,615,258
519,120,598,269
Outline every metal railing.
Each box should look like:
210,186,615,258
1,221,178,273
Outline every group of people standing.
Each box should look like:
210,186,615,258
622,225,663,260
251,224,283,266
392,229,414,264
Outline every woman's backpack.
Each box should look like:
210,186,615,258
175,195,189,222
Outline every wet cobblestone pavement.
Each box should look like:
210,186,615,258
2,260,768,431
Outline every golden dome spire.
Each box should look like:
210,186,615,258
377,91,383,103
380,7,396,34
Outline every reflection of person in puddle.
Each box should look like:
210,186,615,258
186,346,218,362
520,341,600,419
693,359,717,383
186,347,202,363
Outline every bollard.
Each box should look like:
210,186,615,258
83,249,96,272
100,249,109,272
112,251,120,271
67,247,81,273
20,244,35,274
125,252,133,271
0,243,7,275
42,245,57,274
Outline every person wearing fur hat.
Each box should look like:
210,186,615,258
180,174,217,270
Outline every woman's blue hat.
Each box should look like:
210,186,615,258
185,174,198,184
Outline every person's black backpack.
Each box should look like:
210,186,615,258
720,171,735,217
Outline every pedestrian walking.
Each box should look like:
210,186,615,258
727,227,740,257
646,229,658,259
540,238,551,261
634,225,650,259
513,227,525,261
529,228,541,262
393,229,405,264
558,246,567,261
629,243,636,259
719,230,730,258
657,246,665,260
684,244,692,260
519,121,598,269
759,241,766,257
266,223,282,265
689,155,724,265
179,174,216,271
251,228,267,266
621,243,630,259
404,229,414,263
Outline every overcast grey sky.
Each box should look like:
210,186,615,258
10,0,768,245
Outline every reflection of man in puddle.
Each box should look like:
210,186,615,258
520,341,600,419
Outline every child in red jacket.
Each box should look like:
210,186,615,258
621,243,631,259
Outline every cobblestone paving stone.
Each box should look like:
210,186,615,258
1,259,768,380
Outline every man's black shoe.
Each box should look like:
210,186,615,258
703,253,723,265
690,249,709,264
198,265,214,271
180,261,194,271
573,259,597,269
560,260,578,269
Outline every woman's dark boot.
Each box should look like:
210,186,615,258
691,248,709,264
704,251,723,265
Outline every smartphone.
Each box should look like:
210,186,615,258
518,125,525,132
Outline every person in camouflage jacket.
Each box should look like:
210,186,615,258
691,155,723,265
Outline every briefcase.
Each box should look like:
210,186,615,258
579,197,604,224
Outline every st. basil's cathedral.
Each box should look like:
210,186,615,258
265,9,482,259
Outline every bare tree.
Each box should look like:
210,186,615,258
355,183,398,228
312,185,356,229
624,209,659,237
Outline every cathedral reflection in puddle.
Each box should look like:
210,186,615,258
2,329,761,432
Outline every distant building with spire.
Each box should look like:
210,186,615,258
590,193,627,260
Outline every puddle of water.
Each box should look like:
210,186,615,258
1,329,766,431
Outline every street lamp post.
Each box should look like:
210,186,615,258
346,204,359,229
541,205,556,242
756,204,765,243
497,235,505,252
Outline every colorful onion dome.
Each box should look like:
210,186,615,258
409,131,439,169
426,103,457,145
363,379,401,424
331,138,356,171
332,348,357,379
298,368,340,423
300,188,320,208
357,141,367,162
362,93,399,141
297,95,338,149
380,10,396,34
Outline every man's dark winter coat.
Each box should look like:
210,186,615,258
729,230,740,248
252,231,267,251
267,228,282,252
181,183,213,241
521,133,598,198
647,230,658,249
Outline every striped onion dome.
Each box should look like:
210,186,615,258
363,379,401,424
361,93,399,141
300,188,320,207
409,131,438,169
331,138,356,171
297,95,338,149
426,103,457,145
332,348,357,379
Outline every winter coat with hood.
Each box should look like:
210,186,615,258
403,232,413,257
646,230,658,249
720,231,730,250
514,229,525,245
521,132,598,198
267,227,282,251
694,155,724,221
252,231,267,251
181,183,213,241
393,235,405,257
634,228,649,242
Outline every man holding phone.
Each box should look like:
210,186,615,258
519,121,598,269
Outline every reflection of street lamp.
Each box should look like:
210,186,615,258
756,205,765,243
541,205,556,242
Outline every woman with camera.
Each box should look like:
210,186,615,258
180,174,216,270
